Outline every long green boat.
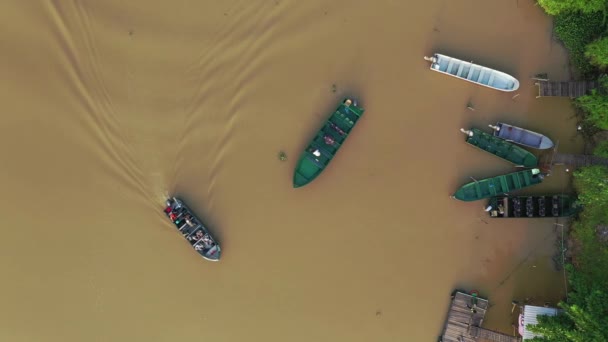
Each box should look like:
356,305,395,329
293,98,364,188
460,128,537,167
453,168,543,201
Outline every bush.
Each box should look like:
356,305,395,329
593,140,608,157
586,37,608,69
576,90,608,129
554,11,605,75
537,0,607,15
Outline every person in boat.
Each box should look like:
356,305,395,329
194,243,205,251
184,214,196,227
324,135,335,145
202,234,213,245
329,122,345,136
191,229,205,242
169,211,178,221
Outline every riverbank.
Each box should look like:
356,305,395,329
525,1,608,339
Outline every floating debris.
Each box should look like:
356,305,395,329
278,151,287,161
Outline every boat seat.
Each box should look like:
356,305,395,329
456,63,465,77
477,69,486,83
467,66,477,80
446,59,455,74
488,73,495,86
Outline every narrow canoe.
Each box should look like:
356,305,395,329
424,53,519,92
164,197,221,261
453,168,543,202
461,128,538,167
488,122,554,150
293,98,364,188
487,195,578,218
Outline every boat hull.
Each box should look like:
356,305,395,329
292,98,364,188
463,128,538,167
490,122,554,150
487,195,578,218
424,53,519,92
453,169,543,202
164,197,221,261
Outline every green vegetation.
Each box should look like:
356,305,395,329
553,11,604,75
593,140,608,157
538,0,606,15
528,4,608,340
576,90,608,129
528,167,608,341
586,37,608,69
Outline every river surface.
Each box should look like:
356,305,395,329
0,1,583,341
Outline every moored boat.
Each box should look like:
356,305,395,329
460,128,538,167
486,194,578,218
453,168,543,202
164,197,221,261
423,53,519,92
293,98,364,188
488,122,554,150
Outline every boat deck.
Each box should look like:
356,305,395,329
496,127,541,147
465,128,537,167
440,291,520,342
293,99,364,187
429,54,518,91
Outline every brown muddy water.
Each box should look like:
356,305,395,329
0,1,583,341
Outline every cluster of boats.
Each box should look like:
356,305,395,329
421,52,578,219
166,53,579,261
452,123,577,218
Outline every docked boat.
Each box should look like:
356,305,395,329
487,195,578,218
164,197,221,261
423,53,519,92
293,98,364,188
453,168,543,202
488,122,554,150
460,128,537,167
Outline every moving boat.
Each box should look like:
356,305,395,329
293,98,364,188
453,168,543,202
423,53,519,92
164,197,221,261
460,128,538,167
488,122,554,150
487,195,578,218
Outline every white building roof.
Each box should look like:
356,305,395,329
521,305,561,340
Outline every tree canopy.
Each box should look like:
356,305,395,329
537,0,606,15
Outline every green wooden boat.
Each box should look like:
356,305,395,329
461,128,537,167
293,98,364,188
453,168,543,202
486,194,579,218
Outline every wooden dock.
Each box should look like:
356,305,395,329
552,153,608,167
535,80,597,98
539,139,608,173
440,291,520,342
